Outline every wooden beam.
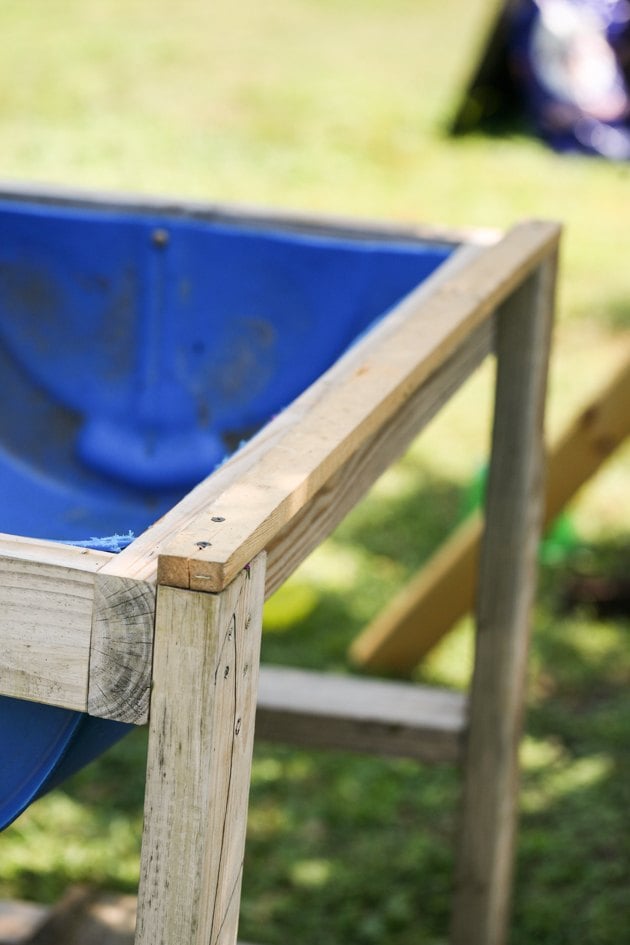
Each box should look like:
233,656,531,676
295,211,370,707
351,337,630,672
0,536,110,712
98,240,487,589
135,555,266,945
264,318,493,598
451,255,556,945
0,534,157,723
124,221,559,595
256,666,466,763
87,574,156,725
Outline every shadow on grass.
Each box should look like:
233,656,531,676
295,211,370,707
511,541,630,945
4,496,630,944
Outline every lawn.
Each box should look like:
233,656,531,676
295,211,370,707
0,1,629,943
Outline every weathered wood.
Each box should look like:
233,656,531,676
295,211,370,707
256,665,466,763
0,537,111,711
151,221,559,594
88,575,156,725
351,336,630,672
451,255,557,945
264,318,493,598
135,555,266,945
0,534,112,572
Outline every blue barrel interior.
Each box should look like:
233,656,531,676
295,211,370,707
0,197,454,829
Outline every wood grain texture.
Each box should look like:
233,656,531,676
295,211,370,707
264,318,492,598
88,574,156,724
152,222,560,594
135,554,266,945
0,533,111,571
0,539,111,711
256,665,466,763
451,254,557,945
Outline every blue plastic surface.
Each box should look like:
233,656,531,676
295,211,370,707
0,198,453,829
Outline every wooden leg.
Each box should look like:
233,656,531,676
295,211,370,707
134,553,266,945
451,257,557,945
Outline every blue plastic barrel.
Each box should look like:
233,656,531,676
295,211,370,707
0,197,453,828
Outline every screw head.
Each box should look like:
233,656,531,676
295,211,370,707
152,228,170,247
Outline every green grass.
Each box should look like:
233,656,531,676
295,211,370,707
0,0,629,942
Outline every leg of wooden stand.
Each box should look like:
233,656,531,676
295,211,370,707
134,553,266,945
451,257,557,945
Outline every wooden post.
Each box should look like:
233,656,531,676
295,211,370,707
451,253,557,945
134,553,266,945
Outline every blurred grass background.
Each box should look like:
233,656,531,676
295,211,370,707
0,1,629,942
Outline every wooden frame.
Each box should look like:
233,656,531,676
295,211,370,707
0,184,560,945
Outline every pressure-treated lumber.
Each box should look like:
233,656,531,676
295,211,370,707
256,665,466,763
0,534,157,724
351,337,630,672
451,257,556,945
0,536,110,711
135,555,266,945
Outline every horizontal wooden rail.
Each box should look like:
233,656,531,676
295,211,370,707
155,222,559,593
256,666,466,763
0,536,110,712
93,221,558,596
0,535,155,724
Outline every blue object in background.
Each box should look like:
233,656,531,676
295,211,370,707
0,197,453,829
508,0,630,159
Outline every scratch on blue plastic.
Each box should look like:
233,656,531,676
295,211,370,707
0,197,454,830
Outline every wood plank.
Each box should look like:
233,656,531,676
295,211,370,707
135,555,266,945
451,254,557,945
87,574,156,725
99,240,487,588
149,221,559,594
351,336,630,672
256,665,466,763
0,533,112,572
0,539,111,711
264,319,492,598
